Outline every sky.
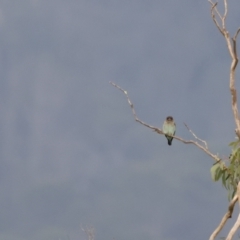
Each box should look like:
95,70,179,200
0,0,240,240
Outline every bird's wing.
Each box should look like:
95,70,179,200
162,122,168,134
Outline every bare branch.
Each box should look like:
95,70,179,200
208,1,222,20
110,81,222,163
233,28,240,41
209,0,240,139
232,29,240,68
208,1,224,35
208,0,227,34
222,0,228,30
226,182,240,240
232,29,240,64
209,194,238,240
184,123,208,149
81,225,95,240
109,81,161,132
229,42,240,138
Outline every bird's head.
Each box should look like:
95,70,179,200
166,116,173,122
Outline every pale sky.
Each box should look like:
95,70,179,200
0,1,240,240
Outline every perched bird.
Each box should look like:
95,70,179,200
163,116,176,146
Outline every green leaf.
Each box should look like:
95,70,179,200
210,164,220,181
215,167,223,181
219,162,225,170
229,141,237,147
229,162,235,173
237,150,240,162
229,140,240,148
225,174,231,181
210,163,224,182
222,170,227,188
230,153,237,163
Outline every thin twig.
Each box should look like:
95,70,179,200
232,28,240,68
209,194,238,240
209,1,222,20
110,81,221,163
184,123,208,149
222,0,228,30
81,225,95,240
208,1,224,35
233,28,240,41
110,81,161,132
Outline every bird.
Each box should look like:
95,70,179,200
163,116,176,146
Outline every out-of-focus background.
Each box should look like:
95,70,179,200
0,1,239,239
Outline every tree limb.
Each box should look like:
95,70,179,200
81,225,95,240
109,81,159,131
208,0,240,139
222,0,228,30
226,182,240,240
209,194,238,240
184,123,208,149
110,81,222,163
208,1,224,35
